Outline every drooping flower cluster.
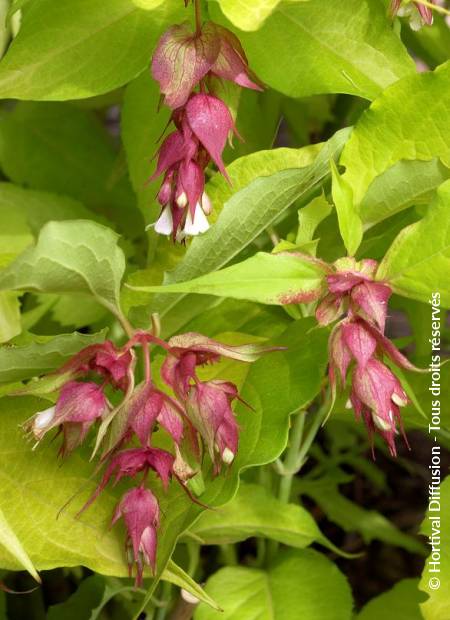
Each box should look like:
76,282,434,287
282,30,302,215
315,257,420,456
24,330,270,584
390,0,434,30
150,14,262,241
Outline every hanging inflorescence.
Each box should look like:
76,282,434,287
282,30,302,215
149,1,263,241
25,329,272,584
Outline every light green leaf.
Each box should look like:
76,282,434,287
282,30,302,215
0,291,21,343
0,0,184,101
207,144,322,223
296,193,332,246
357,578,425,620
0,102,141,237
188,482,339,554
129,252,327,305
419,475,450,620
0,330,107,383
0,505,40,583
209,0,414,101
360,159,450,230
195,549,353,620
215,0,285,31
330,159,363,256
164,561,221,611
341,61,450,206
377,179,450,308
0,220,126,316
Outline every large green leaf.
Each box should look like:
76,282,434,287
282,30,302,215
0,183,102,235
195,549,353,620
0,506,40,583
419,475,450,620
188,482,340,554
357,578,425,620
0,102,141,237
0,330,107,384
360,159,450,230
209,0,414,101
0,220,126,317
377,180,450,308
341,61,450,206
0,0,184,100
129,252,327,305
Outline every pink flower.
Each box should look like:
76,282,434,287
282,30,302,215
186,380,240,471
390,0,434,28
350,359,409,456
111,486,160,585
151,21,261,110
28,381,108,455
60,340,134,390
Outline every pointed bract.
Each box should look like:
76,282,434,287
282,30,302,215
186,94,234,179
151,22,220,109
112,487,160,585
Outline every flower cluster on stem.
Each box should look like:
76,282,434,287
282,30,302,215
25,328,270,584
315,257,421,457
149,0,262,241
390,0,435,29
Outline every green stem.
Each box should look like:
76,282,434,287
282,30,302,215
278,411,306,504
220,544,238,566
194,0,202,35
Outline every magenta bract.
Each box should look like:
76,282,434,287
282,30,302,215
112,486,160,584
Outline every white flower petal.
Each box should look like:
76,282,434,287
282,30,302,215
183,205,210,236
154,206,173,236
34,406,56,430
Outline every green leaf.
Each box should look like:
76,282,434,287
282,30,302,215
0,220,126,316
129,252,327,305
0,182,104,236
360,159,450,230
296,193,332,247
215,0,284,31
419,475,450,620
377,180,450,308
209,0,414,101
188,482,340,554
0,0,184,101
0,330,107,383
47,575,110,620
0,505,40,583
357,578,425,620
330,159,363,256
195,549,353,620
341,61,450,206
148,128,350,322
0,102,141,237
0,291,21,343
164,561,221,611
298,477,426,554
